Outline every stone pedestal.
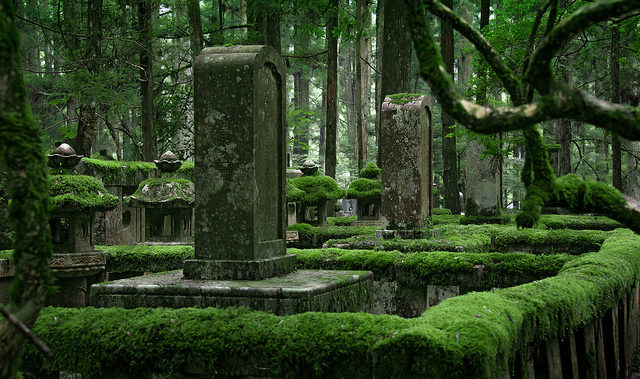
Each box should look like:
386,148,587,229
380,95,433,230
184,45,295,280
90,270,373,315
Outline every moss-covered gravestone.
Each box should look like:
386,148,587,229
90,46,372,315
347,162,382,224
379,94,434,236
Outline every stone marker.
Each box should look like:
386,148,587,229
183,45,295,280
379,94,433,231
463,140,501,216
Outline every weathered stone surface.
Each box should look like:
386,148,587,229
185,45,289,279
463,139,501,216
90,269,373,315
49,251,106,277
380,95,433,229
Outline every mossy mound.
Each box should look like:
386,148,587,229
289,175,345,204
386,93,424,105
359,162,381,179
460,215,511,225
346,178,381,201
129,178,194,208
286,178,305,202
433,208,452,216
49,175,118,212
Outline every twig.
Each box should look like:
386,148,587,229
0,306,52,357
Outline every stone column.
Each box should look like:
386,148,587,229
463,139,501,216
379,95,433,230
184,45,296,280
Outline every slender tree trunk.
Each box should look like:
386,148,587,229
187,0,203,59
440,0,460,213
324,0,339,178
378,0,412,166
292,13,310,165
0,1,52,373
72,0,103,157
340,40,356,161
355,0,370,171
611,25,622,190
319,81,327,170
139,0,157,161
374,0,383,166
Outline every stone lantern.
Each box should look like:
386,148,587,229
128,151,194,243
47,143,118,306
290,160,345,227
346,162,382,223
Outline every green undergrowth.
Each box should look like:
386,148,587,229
432,208,452,216
323,234,490,253
292,248,573,286
49,175,118,212
0,249,13,262
21,230,640,377
459,215,511,225
99,245,194,273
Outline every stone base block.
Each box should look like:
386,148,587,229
90,269,373,315
183,254,296,280
50,252,106,278
353,220,384,227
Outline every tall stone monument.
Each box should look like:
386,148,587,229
183,45,296,280
90,46,372,315
463,140,501,217
379,94,433,232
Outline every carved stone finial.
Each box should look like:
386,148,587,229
48,143,83,170
154,150,182,172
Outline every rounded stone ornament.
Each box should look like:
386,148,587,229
48,143,83,170
154,150,183,172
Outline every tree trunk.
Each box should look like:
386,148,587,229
324,0,338,179
139,0,157,161
319,82,327,170
187,0,203,59
0,1,52,373
247,0,281,53
71,0,103,157
378,0,412,166
611,25,622,190
340,40,356,162
440,0,460,214
374,0,383,167
356,0,370,171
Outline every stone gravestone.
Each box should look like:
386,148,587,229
463,140,501,217
90,46,372,316
183,45,296,280
378,94,433,236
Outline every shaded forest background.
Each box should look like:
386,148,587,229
15,0,640,213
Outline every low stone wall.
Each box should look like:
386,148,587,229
17,229,640,377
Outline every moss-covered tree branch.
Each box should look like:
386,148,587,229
0,0,53,375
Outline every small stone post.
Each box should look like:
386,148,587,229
463,140,501,216
184,45,295,280
379,94,433,230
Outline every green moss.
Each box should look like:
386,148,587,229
81,158,156,185
129,178,194,206
289,175,345,204
49,175,118,212
346,178,381,201
459,215,511,225
286,178,305,202
539,214,622,231
176,161,194,180
359,162,381,179
432,208,452,216
99,245,194,273
386,93,424,105
0,249,13,262
287,223,378,248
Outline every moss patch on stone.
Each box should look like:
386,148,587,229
346,178,381,201
99,244,194,273
286,178,305,202
129,178,194,207
49,175,118,212
386,93,424,105
81,158,156,185
539,214,622,230
287,223,377,248
432,208,452,216
288,175,345,204
359,162,381,179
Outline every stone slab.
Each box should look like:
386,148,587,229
90,269,373,315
